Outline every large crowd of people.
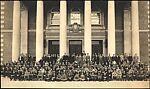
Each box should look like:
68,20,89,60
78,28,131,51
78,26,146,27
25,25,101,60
1,52,150,81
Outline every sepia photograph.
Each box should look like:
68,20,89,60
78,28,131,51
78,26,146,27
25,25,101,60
0,0,150,88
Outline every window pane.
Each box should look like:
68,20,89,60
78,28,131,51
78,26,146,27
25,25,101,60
91,12,101,25
71,12,80,24
50,12,60,25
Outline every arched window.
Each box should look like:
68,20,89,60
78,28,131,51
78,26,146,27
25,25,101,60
70,8,81,24
91,10,103,25
49,8,60,25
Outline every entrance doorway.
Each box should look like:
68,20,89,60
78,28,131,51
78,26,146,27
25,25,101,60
92,40,103,55
69,40,82,55
48,40,59,55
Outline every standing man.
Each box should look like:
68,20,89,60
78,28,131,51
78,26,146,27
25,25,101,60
128,54,133,64
133,53,139,63
86,53,90,64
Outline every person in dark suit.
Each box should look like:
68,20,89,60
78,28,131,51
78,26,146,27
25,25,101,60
86,53,90,64
73,72,80,81
116,54,121,65
62,53,69,65
78,54,82,67
95,54,99,64
18,53,25,64
111,54,116,62
80,72,85,81
128,54,133,64
81,50,86,56
101,54,105,66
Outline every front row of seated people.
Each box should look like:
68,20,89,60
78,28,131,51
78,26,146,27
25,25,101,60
1,52,150,81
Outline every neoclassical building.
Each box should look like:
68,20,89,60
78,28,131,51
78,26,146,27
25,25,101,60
0,0,150,63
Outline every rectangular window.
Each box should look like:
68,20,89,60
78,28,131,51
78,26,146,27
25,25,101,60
69,40,82,55
91,12,102,25
50,12,60,25
71,12,80,24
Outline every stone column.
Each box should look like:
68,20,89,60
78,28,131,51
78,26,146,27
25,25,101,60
108,0,116,56
84,0,92,58
60,0,67,58
12,1,21,62
36,1,44,61
131,1,140,60
21,7,28,54
124,9,131,54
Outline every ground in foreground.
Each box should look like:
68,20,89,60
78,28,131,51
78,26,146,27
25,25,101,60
1,77,149,88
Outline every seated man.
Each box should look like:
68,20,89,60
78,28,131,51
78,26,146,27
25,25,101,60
97,70,103,81
31,67,38,80
122,70,127,81
90,72,97,81
45,69,53,81
107,69,112,81
138,70,145,81
80,72,86,81
132,70,138,81
28,67,34,80
67,70,74,81
37,67,45,80
92,67,98,81
112,70,117,80
24,70,30,81
116,67,122,80
10,67,17,80
7,66,12,78
83,66,89,74
56,72,62,81
44,61,49,67
84,71,90,81
17,67,24,81
73,72,80,81
5,66,10,78
145,69,150,80
1,64,5,77
61,70,68,81
127,67,134,81
51,71,56,81
102,71,107,81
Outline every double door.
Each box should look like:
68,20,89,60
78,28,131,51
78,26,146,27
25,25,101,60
69,40,82,55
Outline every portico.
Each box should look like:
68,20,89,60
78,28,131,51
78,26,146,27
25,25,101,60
12,0,140,62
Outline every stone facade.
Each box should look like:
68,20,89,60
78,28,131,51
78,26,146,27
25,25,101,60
0,1,149,63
